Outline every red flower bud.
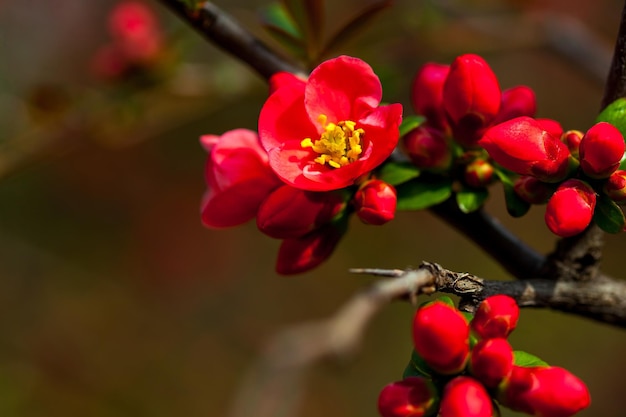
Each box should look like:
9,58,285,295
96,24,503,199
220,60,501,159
471,295,519,339
353,180,397,225
443,54,501,147
545,179,596,237
402,126,452,172
412,301,470,375
604,170,626,203
579,122,625,179
513,176,554,204
275,224,344,274
464,159,495,188
257,186,346,238
536,118,563,139
501,366,590,417
470,338,514,388
378,377,439,417
492,85,537,125
479,117,570,182
200,129,282,228
439,376,494,417
561,130,584,159
411,63,450,130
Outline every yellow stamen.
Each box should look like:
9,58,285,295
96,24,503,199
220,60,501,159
301,114,365,168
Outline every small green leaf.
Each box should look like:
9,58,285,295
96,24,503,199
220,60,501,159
399,115,427,137
403,350,434,378
597,97,626,139
513,350,549,367
502,182,530,218
260,3,302,39
377,161,420,186
456,188,489,214
396,177,453,210
593,193,626,234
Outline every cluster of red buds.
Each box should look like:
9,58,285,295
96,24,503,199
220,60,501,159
406,53,626,237
481,117,626,237
378,296,590,417
201,56,402,274
90,1,166,82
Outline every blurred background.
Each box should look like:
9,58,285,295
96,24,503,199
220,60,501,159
0,0,625,416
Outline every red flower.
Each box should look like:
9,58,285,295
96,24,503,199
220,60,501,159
501,366,590,417
108,1,163,64
411,62,450,131
353,180,397,225
471,295,519,339
545,179,596,237
579,121,625,179
200,129,282,228
275,223,344,274
439,376,493,417
257,185,346,238
378,377,439,417
443,54,501,147
470,338,514,388
479,116,571,182
492,85,537,125
402,125,452,172
258,56,403,191
412,301,470,375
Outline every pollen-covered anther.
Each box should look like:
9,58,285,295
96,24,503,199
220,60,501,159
301,114,364,168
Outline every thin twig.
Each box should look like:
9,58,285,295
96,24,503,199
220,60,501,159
157,0,306,80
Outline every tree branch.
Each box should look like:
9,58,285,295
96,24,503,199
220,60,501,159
157,0,305,80
228,261,626,417
429,198,546,280
601,0,626,109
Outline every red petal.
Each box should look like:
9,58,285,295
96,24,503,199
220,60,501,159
305,56,382,126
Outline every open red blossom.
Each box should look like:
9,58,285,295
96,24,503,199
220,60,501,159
200,129,282,228
259,56,403,191
479,116,570,182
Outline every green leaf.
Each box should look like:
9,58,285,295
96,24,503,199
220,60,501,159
320,0,393,57
377,161,420,186
597,97,626,139
260,3,303,39
403,350,434,378
502,182,530,218
456,188,489,214
399,115,427,137
513,350,549,367
396,177,453,210
593,193,626,234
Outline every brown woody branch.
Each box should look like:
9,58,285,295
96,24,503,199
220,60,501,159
157,0,305,80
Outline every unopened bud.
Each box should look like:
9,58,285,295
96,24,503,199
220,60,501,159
604,170,626,203
545,179,596,237
411,63,450,130
561,130,584,159
412,301,470,375
440,376,494,417
353,180,397,225
378,377,439,417
471,295,519,339
470,338,514,388
513,176,554,204
403,126,452,172
492,85,537,125
579,122,625,179
464,159,495,188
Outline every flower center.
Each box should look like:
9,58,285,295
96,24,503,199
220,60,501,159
301,114,364,168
